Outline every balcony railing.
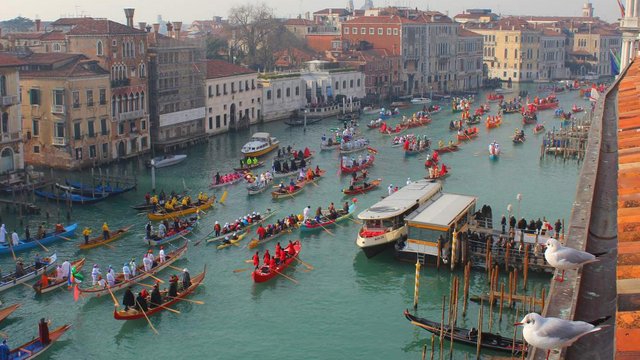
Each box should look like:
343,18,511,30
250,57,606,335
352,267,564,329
1,95,18,106
117,110,144,121
52,105,65,114
111,78,131,88
52,137,66,146
0,132,21,143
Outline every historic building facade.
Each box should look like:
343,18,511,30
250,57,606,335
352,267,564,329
0,54,24,174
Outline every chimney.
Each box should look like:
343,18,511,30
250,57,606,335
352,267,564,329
166,21,173,37
35,19,41,32
173,21,182,40
153,23,160,34
138,22,147,31
124,8,135,28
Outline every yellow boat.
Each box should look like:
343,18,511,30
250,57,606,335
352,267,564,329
78,225,133,250
216,230,249,249
147,197,215,221
241,132,280,157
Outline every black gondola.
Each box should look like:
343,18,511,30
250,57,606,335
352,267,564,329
403,310,526,355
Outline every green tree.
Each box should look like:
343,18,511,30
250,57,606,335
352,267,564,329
0,16,34,32
205,36,228,60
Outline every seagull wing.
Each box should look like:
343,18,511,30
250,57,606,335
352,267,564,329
554,247,596,267
537,318,596,345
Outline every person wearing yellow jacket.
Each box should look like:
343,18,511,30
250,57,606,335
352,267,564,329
102,222,110,240
82,227,92,244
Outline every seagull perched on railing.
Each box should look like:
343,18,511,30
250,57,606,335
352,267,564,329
544,238,602,282
515,312,610,360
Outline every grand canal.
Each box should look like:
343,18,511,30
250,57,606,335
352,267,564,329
0,84,584,359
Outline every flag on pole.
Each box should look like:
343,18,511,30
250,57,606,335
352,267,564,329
617,0,626,17
73,284,80,302
610,49,621,75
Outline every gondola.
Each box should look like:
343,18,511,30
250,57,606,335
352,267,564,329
339,139,370,154
485,117,502,129
340,155,375,174
130,193,185,211
63,180,136,196
0,254,57,293
205,209,277,244
456,127,479,141
233,160,265,172
35,189,109,204
78,225,133,250
252,241,301,283
0,303,20,324
6,323,71,359
247,178,273,195
146,154,187,168
342,179,381,195
271,184,305,200
144,217,198,246
114,266,206,320
32,258,86,294
405,117,431,128
404,310,526,355
78,242,188,299
299,202,357,232
147,198,214,221
0,224,77,256
209,173,244,189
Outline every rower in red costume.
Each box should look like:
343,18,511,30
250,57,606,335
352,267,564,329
263,249,271,265
252,251,260,269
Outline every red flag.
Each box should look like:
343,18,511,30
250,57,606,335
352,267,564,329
617,0,626,17
73,284,80,302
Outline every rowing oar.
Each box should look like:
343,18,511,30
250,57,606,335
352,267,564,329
219,191,228,205
274,269,298,284
155,303,180,314
106,284,119,307
57,235,74,241
233,267,253,273
135,298,159,335
146,272,165,284
165,295,204,305
347,217,363,225
318,223,334,236
34,238,49,253
8,243,16,261
293,257,314,270
167,265,183,272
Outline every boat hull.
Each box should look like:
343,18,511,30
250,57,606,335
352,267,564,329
356,226,406,258
252,242,301,283
241,143,279,157
0,224,77,255
147,198,214,221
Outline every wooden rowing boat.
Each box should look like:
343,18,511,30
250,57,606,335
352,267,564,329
206,209,277,244
271,184,305,199
434,144,459,153
145,218,198,246
78,242,188,298
404,310,526,354
147,198,214,221
340,155,375,173
0,254,57,293
456,127,479,141
299,203,356,232
33,258,86,294
247,226,296,249
0,224,77,256
233,160,265,172
209,174,244,189
114,266,206,320
0,303,20,324
7,323,71,359
78,225,133,250
342,179,381,195
216,230,249,249
252,241,301,283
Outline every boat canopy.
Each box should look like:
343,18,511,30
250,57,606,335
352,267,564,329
357,180,442,220
251,132,271,141
406,193,477,229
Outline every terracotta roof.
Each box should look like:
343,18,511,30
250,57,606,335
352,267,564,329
285,19,315,26
205,60,256,79
0,53,25,67
458,28,482,37
541,29,565,37
342,15,417,25
7,32,43,40
313,8,350,16
20,53,81,65
52,18,145,36
616,58,640,360
39,31,66,41
21,54,109,78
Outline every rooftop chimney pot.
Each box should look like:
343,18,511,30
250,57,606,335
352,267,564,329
153,23,160,33
138,22,147,31
124,8,135,28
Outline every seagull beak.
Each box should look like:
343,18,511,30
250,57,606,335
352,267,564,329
514,322,523,326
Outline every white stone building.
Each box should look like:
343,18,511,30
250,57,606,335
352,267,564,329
259,74,307,122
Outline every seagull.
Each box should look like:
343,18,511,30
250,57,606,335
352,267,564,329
515,313,610,360
544,238,600,282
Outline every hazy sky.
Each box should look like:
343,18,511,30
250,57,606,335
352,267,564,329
4,0,621,25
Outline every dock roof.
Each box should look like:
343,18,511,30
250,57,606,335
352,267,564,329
357,180,441,220
406,193,477,228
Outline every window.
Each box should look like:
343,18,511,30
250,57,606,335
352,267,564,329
86,90,94,107
72,91,80,108
141,120,146,130
75,147,82,160
369,28,374,35
118,122,124,135
53,43,61,52
88,119,95,137
216,85,220,96
342,80,346,88
378,28,383,35
140,41,145,55
141,137,148,149
208,117,212,129
357,79,361,87
350,80,354,88
33,146,40,154
223,114,227,126
89,145,96,158
53,89,64,106
73,122,81,140
32,119,39,136
295,86,299,96
1,113,7,133
239,81,243,92
286,88,290,97
0,76,5,97
231,82,235,93
99,89,106,105
276,89,281,98
361,27,366,34
216,115,221,128
54,122,65,137
267,90,272,100
29,89,40,105
223,84,227,94
393,28,398,35
100,118,108,135
97,40,103,56
102,143,108,158
208,86,213,97
344,27,349,34
139,64,145,78
352,27,357,35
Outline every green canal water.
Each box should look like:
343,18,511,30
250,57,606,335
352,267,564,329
0,84,584,359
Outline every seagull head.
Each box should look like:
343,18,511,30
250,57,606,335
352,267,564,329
546,238,560,250
515,313,543,329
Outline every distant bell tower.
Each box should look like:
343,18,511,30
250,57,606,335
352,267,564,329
347,0,354,12
620,0,640,70
582,2,594,17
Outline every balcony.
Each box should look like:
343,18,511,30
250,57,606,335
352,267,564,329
52,137,66,146
1,95,18,107
0,132,21,143
52,105,65,114
111,78,131,88
117,109,144,121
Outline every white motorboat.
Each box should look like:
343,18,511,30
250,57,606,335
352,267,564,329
148,154,187,168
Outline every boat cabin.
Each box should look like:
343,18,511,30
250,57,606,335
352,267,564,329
396,193,477,267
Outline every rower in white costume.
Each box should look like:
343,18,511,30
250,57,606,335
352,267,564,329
61,260,71,279
106,270,115,287
122,263,131,281
0,224,6,244
129,258,137,277
91,264,101,286
11,231,19,246
159,247,166,263
142,255,153,272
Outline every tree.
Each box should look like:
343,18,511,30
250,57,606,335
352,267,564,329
0,16,34,32
205,36,228,60
227,3,277,70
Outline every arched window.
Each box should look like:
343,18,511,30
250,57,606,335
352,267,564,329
1,113,8,133
111,95,116,115
97,40,103,56
335,81,339,90
122,43,126,58
118,95,124,113
134,93,140,110
139,41,145,55
0,147,14,172
128,94,134,111
0,75,6,97
53,43,61,52
139,63,145,78
130,42,135,58
140,92,145,110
